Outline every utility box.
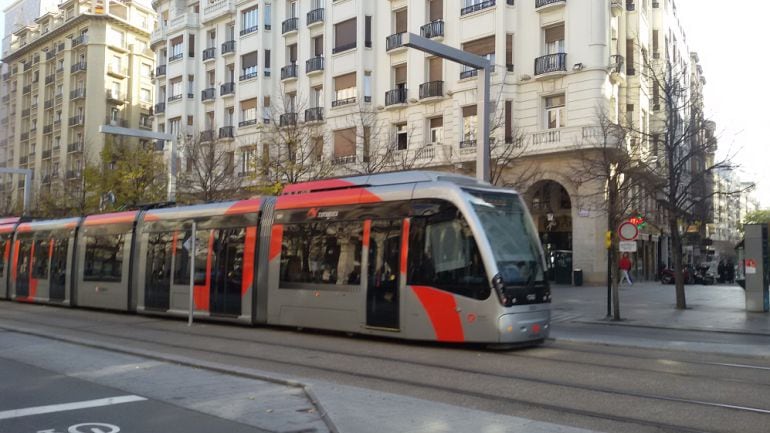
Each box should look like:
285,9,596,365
743,224,770,312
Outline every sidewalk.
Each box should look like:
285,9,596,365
551,280,770,336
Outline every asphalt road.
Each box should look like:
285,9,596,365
0,358,270,433
1,301,769,433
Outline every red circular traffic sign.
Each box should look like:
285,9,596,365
618,221,639,241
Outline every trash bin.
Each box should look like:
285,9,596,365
573,268,583,286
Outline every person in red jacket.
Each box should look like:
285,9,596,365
619,253,633,285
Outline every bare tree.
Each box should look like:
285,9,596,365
254,89,334,188
177,127,244,204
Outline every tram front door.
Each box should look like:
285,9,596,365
366,220,401,329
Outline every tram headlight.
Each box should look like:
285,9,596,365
492,273,504,292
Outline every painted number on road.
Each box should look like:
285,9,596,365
37,423,120,433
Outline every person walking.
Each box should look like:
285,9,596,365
619,252,633,286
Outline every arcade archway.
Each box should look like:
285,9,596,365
526,180,573,284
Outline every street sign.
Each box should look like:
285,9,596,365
619,241,637,252
618,221,639,241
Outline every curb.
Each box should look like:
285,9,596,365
573,318,770,338
0,324,340,433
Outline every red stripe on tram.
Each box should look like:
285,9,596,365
242,227,258,297
363,220,371,248
400,219,410,278
171,232,178,257
26,242,37,302
11,240,19,283
411,285,465,342
269,225,283,262
48,238,55,259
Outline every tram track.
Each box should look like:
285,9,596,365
2,307,770,433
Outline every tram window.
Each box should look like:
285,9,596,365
32,239,50,279
16,240,32,278
83,234,125,282
173,231,191,285
193,230,210,285
0,238,9,276
146,233,172,282
280,221,363,286
408,211,490,300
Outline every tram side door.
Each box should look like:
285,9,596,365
49,238,68,301
15,240,31,298
210,228,245,317
366,220,401,330
145,233,172,311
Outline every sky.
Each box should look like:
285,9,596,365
675,1,769,209
0,1,766,208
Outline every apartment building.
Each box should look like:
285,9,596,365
0,0,156,210
149,0,707,283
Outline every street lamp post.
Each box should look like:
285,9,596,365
99,125,177,202
401,33,492,182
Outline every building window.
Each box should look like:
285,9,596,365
240,98,257,125
140,88,151,102
462,105,477,141
333,72,357,104
428,117,443,145
170,36,183,60
334,18,357,53
333,127,356,161
545,95,565,129
241,7,258,34
241,51,258,79
264,49,271,75
141,63,152,78
264,3,272,29
461,36,495,77
395,123,408,150
545,25,564,54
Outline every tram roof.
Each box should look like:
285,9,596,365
143,198,262,222
281,171,490,195
17,217,81,232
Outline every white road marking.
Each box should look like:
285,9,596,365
0,395,147,420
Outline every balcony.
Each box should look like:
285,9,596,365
222,40,236,54
200,130,215,142
202,0,235,23
282,17,299,35
333,42,356,54
46,51,56,60
534,53,567,76
43,124,53,134
385,88,408,106
154,102,166,114
105,116,128,127
459,139,477,149
45,75,55,85
332,97,357,107
42,149,52,159
155,64,167,77
307,8,324,26
419,81,444,99
150,26,167,46
219,126,235,139
23,84,32,94
386,33,406,52
220,82,235,96
306,57,324,74
168,12,199,33
21,132,29,141
240,69,258,81
202,88,216,101
535,0,566,10
168,53,183,62
461,0,496,15
71,62,87,74
71,88,86,99
332,155,356,166
67,141,84,153
22,108,31,117
238,118,258,128
168,93,183,102
202,47,216,61
106,90,126,103
420,20,444,39
71,34,88,47
281,63,298,80
19,156,28,165
66,170,82,180
69,115,85,126
305,107,324,123
240,25,258,36
279,113,298,127
107,64,128,77
44,99,53,109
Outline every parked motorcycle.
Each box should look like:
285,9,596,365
660,264,715,285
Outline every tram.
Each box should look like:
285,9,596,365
0,172,551,344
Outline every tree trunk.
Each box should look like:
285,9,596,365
669,215,687,309
608,177,621,320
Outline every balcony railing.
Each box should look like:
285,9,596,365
222,40,236,54
332,97,357,107
305,107,324,123
155,64,167,76
240,69,258,80
220,82,235,96
168,94,183,102
202,47,216,61
306,57,324,74
71,34,88,47
22,108,31,117
239,118,257,127
419,81,444,99
240,25,258,36
66,170,82,180
42,149,52,159
107,64,128,76
106,90,125,102
282,17,299,34
459,139,477,148
105,117,128,127
534,53,567,75
219,126,234,139
70,88,86,99
45,75,55,84
385,88,408,106
67,141,84,153
461,0,496,15
420,20,444,39
333,42,356,54
44,99,53,109
23,84,32,94
69,115,84,126
386,33,405,52
332,155,356,166
154,102,166,114
279,113,298,127
21,132,29,141
71,62,87,73
307,8,324,25
43,124,53,134
535,0,566,9
200,130,215,142
202,88,216,101
281,63,298,80
168,53,184,62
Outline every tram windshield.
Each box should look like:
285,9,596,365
465,189,545,287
